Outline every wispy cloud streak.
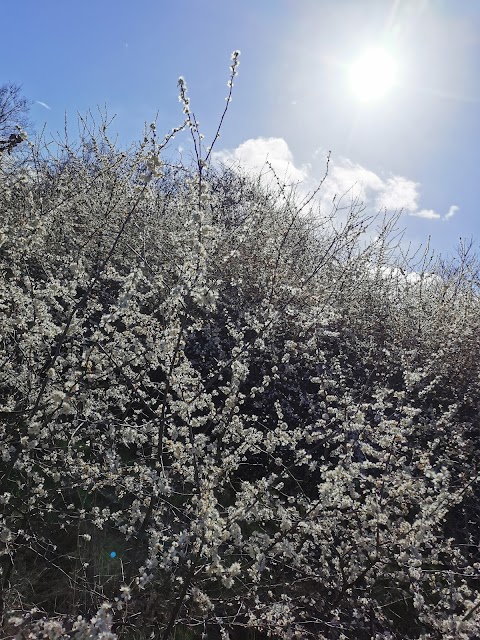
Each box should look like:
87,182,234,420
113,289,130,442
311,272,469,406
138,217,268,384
36,101,51,110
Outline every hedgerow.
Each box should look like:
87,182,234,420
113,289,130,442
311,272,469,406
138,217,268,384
1,52,480,640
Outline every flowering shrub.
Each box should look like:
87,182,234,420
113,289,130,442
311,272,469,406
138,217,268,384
1,53,480,639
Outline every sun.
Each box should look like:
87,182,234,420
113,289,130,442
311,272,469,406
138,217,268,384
349,47,398,101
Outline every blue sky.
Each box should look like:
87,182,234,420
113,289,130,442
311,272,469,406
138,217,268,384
2,0,479,257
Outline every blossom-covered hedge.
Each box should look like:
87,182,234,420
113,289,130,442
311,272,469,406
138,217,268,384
1,54,480,639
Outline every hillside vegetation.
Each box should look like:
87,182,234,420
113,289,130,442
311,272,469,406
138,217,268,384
1,59,480,639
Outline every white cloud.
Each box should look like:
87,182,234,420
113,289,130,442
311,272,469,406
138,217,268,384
323,161,384,204
444,204,459,220
376,176,420,213
415,208,441,219
213,137,310,186
36,101,51,110
374,265,441,287
214,137,456,223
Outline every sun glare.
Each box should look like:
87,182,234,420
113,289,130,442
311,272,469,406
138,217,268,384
349,47,397,101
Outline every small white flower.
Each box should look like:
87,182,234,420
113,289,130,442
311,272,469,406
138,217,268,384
119,584,132,600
